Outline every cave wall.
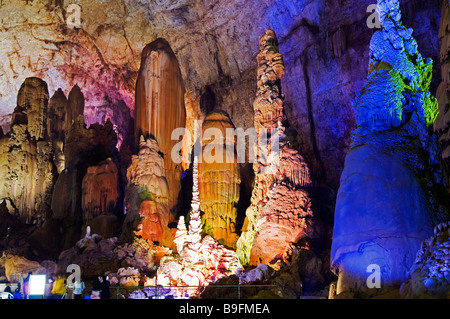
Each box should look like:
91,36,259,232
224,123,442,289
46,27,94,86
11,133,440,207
0,0,442,190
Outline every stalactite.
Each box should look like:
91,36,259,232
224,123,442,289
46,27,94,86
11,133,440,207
135,39,186,214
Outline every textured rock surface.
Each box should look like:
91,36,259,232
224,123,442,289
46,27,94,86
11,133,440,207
135,39,186,212
123,136,173,248
0,0,441,191
198,110,241,248
237,29,316,266
81,158,119,222
400,221,450,299
0,77,55,223
434,0,450,190
58,235,156,278
157,157,242,297
0,253,55,282
51,114,119,249
331,0,439,297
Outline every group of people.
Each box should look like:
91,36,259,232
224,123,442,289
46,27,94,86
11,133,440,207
2,283,22,299
2,273,112,299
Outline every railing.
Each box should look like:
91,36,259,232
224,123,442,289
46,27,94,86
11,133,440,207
112,284,277,300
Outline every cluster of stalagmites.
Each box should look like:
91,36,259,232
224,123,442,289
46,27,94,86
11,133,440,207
0,76,123,256
156,158,242,297
237,29,316,266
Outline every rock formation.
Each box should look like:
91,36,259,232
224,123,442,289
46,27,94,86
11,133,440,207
236,29,315,266
400,221,450,299
57,235,155,278
180,156,203,265
434,0,450,190
135,39,186,213
198,110,241,248
330,0,439,297
157,157,242,297
51,114,118,248
0,77,55,223
123,136,172,248
81,158,119,222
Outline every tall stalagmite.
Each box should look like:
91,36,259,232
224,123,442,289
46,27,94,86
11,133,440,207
135,39,186,215
47,85,85,174
236,30,315,266
198,110,241,248
1,77,55,223
330,0,439,297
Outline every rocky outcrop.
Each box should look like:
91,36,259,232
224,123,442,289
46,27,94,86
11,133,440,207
134,200,163,245
0,77,55,223
236,29,315,266
434,0,450,190
0,253,56,282
400,221,450,299
330,0,439,297
157,157,242,297
57,235,156,278
81,158,119,222
51,114,118,248
123,136,172,248
198,110,241,248
135,39,186,213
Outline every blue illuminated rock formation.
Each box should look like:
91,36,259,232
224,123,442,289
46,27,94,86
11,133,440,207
330,0,441,296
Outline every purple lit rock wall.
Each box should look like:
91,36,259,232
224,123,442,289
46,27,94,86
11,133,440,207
0,0,442,190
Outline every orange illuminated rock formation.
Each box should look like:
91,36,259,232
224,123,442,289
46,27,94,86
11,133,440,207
135,39,186,213
198,110,241,248
81,158,119,222
135,200,164,245
237,30,315,266
124,136,173,248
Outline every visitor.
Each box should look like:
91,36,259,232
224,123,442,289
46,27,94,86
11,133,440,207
13,288,22,299
91,277,101,299
100,276,110,299
73,278,85,299
45,277,54,299
3,283,12,294
51,276,66,299
22,272,32,299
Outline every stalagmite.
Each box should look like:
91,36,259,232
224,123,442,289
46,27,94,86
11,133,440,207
198,111,241,248
236,29,315,266
185,156,203,263
124,136,172,247
1,77,55,223
330,0,438,297
135,39,186,214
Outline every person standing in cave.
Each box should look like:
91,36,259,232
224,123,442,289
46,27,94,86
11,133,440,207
73,278,85,299
100,276,110,299
23,272,32,299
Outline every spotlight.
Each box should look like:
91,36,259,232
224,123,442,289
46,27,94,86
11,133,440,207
28,274,47,298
